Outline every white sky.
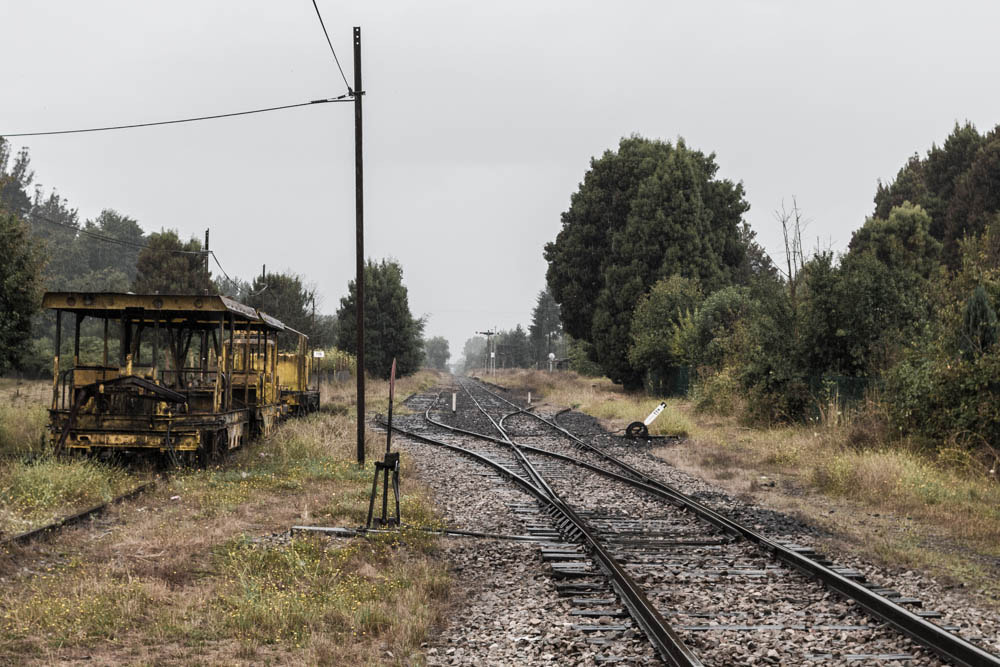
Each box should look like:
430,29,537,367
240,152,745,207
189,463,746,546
4,1,999,359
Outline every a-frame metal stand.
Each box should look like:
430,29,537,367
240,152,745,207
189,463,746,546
365,451,400,529
365,357,401,529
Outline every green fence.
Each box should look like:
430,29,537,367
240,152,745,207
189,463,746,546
644,366,875,411
644,366,691,397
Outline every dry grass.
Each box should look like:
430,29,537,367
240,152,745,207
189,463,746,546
670,405,1000,606
0,379,48,457
0,372,451,664
484,369,692,437
0,378,144,535
0,458,139,535
321,369,441,416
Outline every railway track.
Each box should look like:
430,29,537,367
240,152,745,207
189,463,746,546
389,378,1000,666
0,480,156,549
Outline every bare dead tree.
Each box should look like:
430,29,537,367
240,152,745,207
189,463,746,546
775,197,809,314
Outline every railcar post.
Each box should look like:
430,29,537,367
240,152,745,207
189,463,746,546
103,318,109,367
353,26,366,466
53,310,62,409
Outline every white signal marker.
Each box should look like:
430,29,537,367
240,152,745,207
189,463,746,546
643,402,667,426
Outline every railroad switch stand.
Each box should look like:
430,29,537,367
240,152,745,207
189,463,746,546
625,402,670,441
365,452,401,529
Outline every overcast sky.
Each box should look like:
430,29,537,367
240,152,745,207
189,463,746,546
4,1,999,360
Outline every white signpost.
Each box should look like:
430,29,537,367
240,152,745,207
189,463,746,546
644,401,667,426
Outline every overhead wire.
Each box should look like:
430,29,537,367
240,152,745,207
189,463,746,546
30,213,196,253
31,212,256,291
7,8,356,295
1,95,351,138
310,0,352,94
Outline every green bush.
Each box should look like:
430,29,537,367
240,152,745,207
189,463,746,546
567,337,604,377
690,366,741,415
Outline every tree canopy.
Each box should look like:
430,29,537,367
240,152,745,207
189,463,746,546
873,121,1000,266
628,275,702,374
335,259,425,379
133,229,212,294
423,336,450,370
496,325,531,368
528,288,563,366
246,271,319,345
545,135,753,388
459,335,486,373
0,209,43,373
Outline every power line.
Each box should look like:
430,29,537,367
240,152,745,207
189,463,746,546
209,251,244,288
310,0,352,94
31,213,271,294
1,95,351,138
33,214,153,251
31,213,202,255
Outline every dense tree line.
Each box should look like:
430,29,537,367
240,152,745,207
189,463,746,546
456,288,568,373
0,139,44,373
547,128,1000,457
0,138,344,374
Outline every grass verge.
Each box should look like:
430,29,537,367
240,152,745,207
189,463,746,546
0,370,450,664
484,368,692,437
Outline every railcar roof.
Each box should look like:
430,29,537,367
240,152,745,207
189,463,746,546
41,292,286,330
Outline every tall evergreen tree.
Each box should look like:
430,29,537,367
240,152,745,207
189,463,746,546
545,135,751,388
528,288,562,365
459,336,486,373
247,272,313,339
496,325,531,368
0,138,33,219
335,259,425,378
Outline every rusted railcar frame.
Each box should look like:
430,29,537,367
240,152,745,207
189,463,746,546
44,292,288,460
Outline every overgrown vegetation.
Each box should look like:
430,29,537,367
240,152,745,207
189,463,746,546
542,126,1000,475
0,379,140,535
0,370,450,662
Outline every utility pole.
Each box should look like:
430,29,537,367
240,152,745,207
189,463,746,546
476,329,495,376
204,229,210,283
354,26,366,466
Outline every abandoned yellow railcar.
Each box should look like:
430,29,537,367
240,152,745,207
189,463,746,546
44,292,289,463
277,329,320,416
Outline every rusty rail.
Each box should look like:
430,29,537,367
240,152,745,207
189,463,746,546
1,481,156,548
